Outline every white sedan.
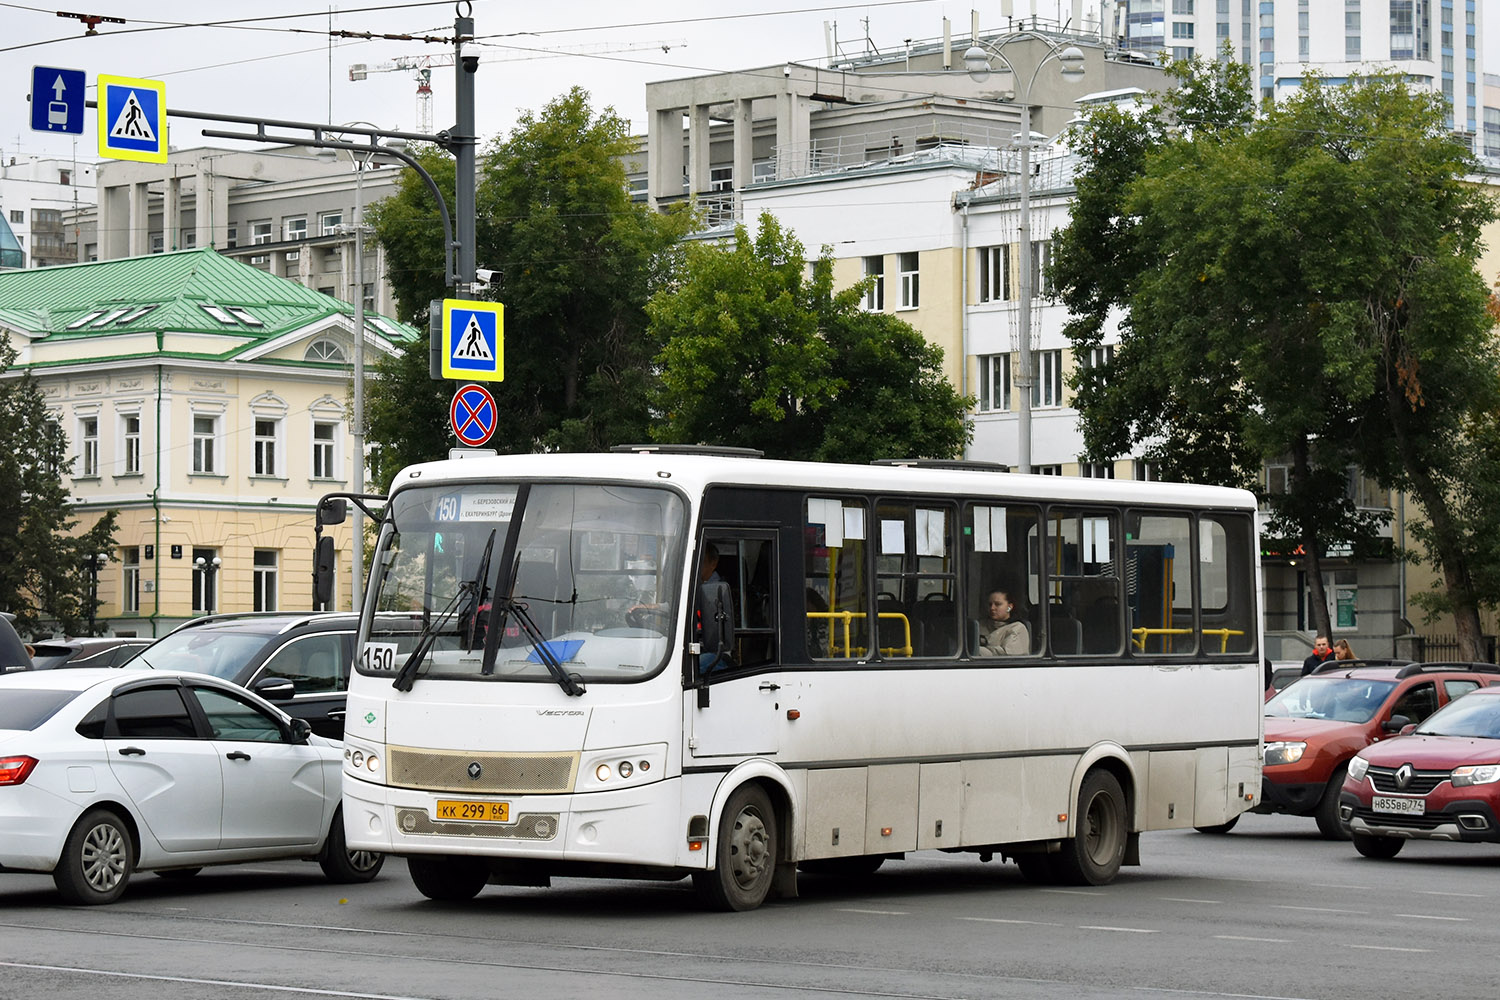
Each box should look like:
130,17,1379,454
0,668,382,904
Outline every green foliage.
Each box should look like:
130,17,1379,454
0,332,118,635
1053,61,1499,647
649,214,971,463
364,88,689,484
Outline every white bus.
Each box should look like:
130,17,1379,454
340,447,1263,910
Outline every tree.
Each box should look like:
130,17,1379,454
649,213,971,463
365,88,689,487
1053,62,1500,654
0,332,118,636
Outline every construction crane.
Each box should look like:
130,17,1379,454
350,40,686,133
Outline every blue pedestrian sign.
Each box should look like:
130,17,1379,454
450,383,498,447
30,66,85,135
442,298,505,382
98,74,166,163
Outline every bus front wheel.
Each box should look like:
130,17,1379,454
408,856,489,901
1054,770,1128,886
694,784,778,911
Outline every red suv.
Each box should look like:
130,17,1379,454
1259,662,1500,838
1340,685,1500,857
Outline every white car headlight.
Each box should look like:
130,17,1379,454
1451,764,1500,787
1264,741,1306,766
1346,755,1369,782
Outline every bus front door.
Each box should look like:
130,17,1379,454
689,672,786,757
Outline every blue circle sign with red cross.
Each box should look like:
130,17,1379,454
449,383,497,447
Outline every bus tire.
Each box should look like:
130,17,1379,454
693,784,777,911
1314,765,1351,840
1054,770,1128,886
407,855,488,901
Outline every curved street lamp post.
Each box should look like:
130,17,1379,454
964,34,1084,474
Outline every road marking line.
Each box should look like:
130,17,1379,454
1270,905,1366,915
1041,888,1105,896
1350,944,1430,953
1417,890,1485,898
1160,897,1222,904
1309,883,1370,890
0,962,431,1000
1394,913,1468,921
1214,935,1292,943
1079,925,1158,933
957,917,1064,926
835,908,908,916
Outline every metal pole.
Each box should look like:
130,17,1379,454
454,11,477,292
352,156,365,610
1016,100,1033,475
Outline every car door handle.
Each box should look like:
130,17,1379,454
117,746,146,756
225,750,252,761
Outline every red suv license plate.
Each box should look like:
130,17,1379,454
1372,795,1424,816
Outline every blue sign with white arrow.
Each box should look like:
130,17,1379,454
30,66,85,135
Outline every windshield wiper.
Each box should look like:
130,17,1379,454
504,595,585,697
392,529,496,692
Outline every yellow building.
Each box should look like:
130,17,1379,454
0,248,417,636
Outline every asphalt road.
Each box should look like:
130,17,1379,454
1,813,1495,1000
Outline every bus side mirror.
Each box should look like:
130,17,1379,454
317,498,348,526
314,536,336,607
696,581,735,668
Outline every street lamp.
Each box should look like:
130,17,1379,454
319,126,407,610
193,554,222,615
83,552,108,636
964,33,1085,474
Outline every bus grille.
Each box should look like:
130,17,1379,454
387,747,579,794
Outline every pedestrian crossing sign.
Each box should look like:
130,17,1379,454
99,74,167,163
442,299,505,382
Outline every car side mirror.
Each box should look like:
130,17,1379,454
1382,714,1410,733
287,716,313,744
253,676,296,701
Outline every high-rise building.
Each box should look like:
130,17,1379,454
1110,0,1490,153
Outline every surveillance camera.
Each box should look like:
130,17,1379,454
474,268,497,287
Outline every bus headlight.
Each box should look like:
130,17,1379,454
1263,741,1306,766
581,744,667,790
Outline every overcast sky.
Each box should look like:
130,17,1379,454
2,1,1497,165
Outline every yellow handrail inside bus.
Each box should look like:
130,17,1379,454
1131,627,1246,654
806,610,912,658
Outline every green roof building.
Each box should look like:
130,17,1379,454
0,248,418,635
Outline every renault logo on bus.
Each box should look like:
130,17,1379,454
467,762,483,780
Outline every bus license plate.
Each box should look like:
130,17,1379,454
1372,796,1424,816
435,800,510,823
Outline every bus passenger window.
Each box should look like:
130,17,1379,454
1045,508,1121,656
963,504,1041,657
1199,514,1255,655
875,501,958,658
805,498,869,659
1126,512,1194,656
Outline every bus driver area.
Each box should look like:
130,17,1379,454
338,448,1263,910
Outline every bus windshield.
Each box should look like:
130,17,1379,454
362,481,687,685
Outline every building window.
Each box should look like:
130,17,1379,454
284,217,308,241
1081,461,1116,479
192,547,218,613
192,415,217,474
1172,0,1194,12
150,233,164,254
312,421,338,479
1035,465,1063,476
320,211,343,236
251,221,273,245
1032,350,1064,408
121,546,140,614
79,417,98,477
1172,22,1195,38
1030,240,1052,297
862,256,885,311
362,283,375,314
7,210,21,224
898,251,919,309
226,226,238,248
254,418,279,477
978,353,1011,412
305,338,346,362
253,549,278,613
979,245,1013,302
1135,460,1158,481
122,414,141,475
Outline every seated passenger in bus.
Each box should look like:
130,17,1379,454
975,589,1029,656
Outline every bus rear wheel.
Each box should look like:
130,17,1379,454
408,856,489,901
694,784,777,911
1054,770,1128,886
